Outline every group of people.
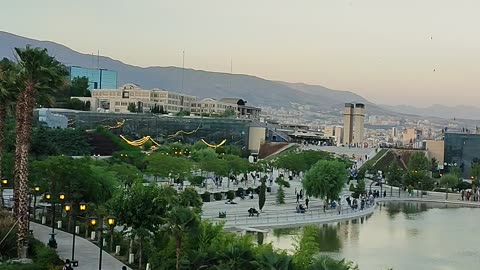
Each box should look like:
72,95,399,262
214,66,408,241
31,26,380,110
295,188,304,203
461,189,480,201
345,194,375,211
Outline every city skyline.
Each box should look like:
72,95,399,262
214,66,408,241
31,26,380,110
2,0,480,107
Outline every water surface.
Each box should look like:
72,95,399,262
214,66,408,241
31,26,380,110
264,202,480,270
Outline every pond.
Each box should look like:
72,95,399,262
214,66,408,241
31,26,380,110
262,202,480,270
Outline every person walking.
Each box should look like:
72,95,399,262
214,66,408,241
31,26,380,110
305,198,309,209
300,189,304,200
296,193,300,203
461,190,465,201
383,190,387,198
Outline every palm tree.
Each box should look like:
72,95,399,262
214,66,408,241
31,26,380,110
162,206,198,270
12,46,67,257
0,58,18,208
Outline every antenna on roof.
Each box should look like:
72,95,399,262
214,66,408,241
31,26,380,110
181,50,185,91
229,58,233,91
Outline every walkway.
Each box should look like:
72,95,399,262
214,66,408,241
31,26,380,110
30,222,130,270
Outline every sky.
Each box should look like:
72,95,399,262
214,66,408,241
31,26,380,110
2,0,480,107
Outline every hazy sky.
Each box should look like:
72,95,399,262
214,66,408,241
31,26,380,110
2,0,480,107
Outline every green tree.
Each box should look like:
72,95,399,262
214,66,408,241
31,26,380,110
68,76,90,97
307,256,358,270
65,98,89,110
179,187,203,212
109,183,178,269
127,102,137,113
276,186,285,204
12,46,68,257
189,175,205,187
146,154,192,183
440,174,458,200
387,164,404,197
162,206,199,270
0,58,18,207
303,160,347,201
293,225,319,270
221,107,236,118
109,163,143,188
408,152,430,171
259,176,266,210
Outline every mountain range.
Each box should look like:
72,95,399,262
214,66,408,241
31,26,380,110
0,31,477,120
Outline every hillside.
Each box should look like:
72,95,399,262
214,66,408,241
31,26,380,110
0,31,396,116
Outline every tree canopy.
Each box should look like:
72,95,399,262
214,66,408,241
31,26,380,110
303,160,347,201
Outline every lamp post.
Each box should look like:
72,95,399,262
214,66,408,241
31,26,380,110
1,179,8,207
64,201,86,267
32,186,40,221
44,191,66,248
44,192,57,248
90,215,116,270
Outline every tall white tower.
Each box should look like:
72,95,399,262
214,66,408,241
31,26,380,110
343,103,354,144
352,103,365,145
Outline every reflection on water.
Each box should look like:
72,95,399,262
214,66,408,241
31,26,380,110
264,202,480,270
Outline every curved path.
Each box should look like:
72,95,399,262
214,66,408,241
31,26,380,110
30,222,131,270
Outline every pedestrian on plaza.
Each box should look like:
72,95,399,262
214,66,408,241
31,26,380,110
296,193,300,203
305,198,309,209
300,189,304,200
63,259,73,270
461,190,465,201
295,188,297,195
383,190,387,198
323,203,326,212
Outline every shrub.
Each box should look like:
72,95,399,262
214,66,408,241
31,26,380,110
277,186,285,204
0,210,17,259
275,177,290,188
201,191,211,202
236,187,244,197
226,190,235,200
214,193,223,201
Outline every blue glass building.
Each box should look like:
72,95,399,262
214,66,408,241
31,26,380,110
444,132,480,178
68,66,117,90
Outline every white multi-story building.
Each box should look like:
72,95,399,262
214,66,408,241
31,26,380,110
76,83,196,113
73,83,261,119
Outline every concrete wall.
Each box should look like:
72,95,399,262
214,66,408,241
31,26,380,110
248,127,266,153
426,140,444,164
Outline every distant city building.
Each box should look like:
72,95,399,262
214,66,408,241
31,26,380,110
342,103,365,145
68,66,117,90
392,127,398,138
444,132,480,179
403,128,422,144
325,126,343,145
72,83,261,119
343,103,354,144
352,103,365,144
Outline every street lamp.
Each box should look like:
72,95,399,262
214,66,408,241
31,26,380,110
32,186,40,221
1,179,8,207
107,216,116,252
90,214,115,270
44,192,57,249
64,201,87,267
44,191,66,249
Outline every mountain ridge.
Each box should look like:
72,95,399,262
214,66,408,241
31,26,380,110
0,30,459,120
